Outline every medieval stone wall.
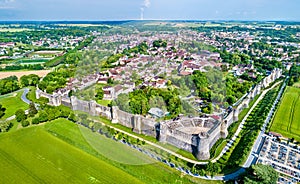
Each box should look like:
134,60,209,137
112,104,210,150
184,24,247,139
111,106,156,136
35,68,282,161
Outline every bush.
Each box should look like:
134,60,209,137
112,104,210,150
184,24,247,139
32,118,39,125
15,109,26,122
21,120,30,127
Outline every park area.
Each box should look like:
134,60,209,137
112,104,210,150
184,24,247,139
270,86,300,142
0,90,28,120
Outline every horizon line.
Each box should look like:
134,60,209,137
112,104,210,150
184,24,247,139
0,19,300,23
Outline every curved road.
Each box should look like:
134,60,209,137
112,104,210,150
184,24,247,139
2,88,31,122
21,88,31,104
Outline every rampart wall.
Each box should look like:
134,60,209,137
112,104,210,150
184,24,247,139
35,68,282,161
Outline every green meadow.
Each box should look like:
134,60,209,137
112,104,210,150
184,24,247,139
0,90,28,120
0,118,220,184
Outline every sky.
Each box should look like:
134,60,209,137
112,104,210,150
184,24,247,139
0,0,299,21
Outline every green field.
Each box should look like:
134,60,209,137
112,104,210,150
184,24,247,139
0,90,29,120
271,86,300,141
0,118,219,184
16,59,48,65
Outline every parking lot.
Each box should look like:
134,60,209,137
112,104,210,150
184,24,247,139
257,135,300,184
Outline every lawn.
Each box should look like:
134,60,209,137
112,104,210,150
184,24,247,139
45,119,152,166
96,99,112,106
0,90,29,120
271,86,300,142
0,118,221,184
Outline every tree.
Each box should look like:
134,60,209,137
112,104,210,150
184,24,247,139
68,113,77,122
38,111,48,122
20,76,29,87
28,103,37,117
206,161,220,177
15,109,26,122
114,93,131,113
21,120,30,127
0,104,6,118
243,164,278,184
32,118,39,125
95,88,104,100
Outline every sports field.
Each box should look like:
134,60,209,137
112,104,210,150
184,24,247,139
271,86,300,142
0,119,218,184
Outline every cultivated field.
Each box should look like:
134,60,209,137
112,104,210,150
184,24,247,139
271,87,300,142
0,119,218,184
0,70,51,79
29,50,64,58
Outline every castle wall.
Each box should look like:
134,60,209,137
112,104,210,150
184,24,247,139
61,97,72,108
166,135,193,153
112,107,156,136
34,68,282,161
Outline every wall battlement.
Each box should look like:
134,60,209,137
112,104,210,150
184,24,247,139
36,68,282,160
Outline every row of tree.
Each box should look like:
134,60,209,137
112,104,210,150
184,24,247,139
38,67,74,93
0,76,20,95
288,64,300,86
113,87,181,118
0,64,44,71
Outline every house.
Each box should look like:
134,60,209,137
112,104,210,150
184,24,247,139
102,85,124,100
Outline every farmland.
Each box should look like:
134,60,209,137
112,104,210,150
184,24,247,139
0,118,219,184
0,70,51,79
270,86,300,142
28,50,64,59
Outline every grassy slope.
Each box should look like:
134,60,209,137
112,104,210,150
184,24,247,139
271,86,300,141
0,90,28,120
0,119,220,184
0,125,142,184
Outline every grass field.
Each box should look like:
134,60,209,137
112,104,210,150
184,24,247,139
0,124,142,183
0,119,220,184
16,59,48,65
271,86,300,142
0,70,51,79
96,99,112,106
0,90,28,120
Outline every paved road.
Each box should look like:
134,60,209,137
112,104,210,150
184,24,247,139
243,78,287,168
212,81,283,163
21,88,31,104
1,89,31,122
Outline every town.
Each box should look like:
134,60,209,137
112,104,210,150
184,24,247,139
0,20,299,184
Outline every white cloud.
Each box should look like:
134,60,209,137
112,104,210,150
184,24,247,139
0,0,15,3
142,0,150,8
